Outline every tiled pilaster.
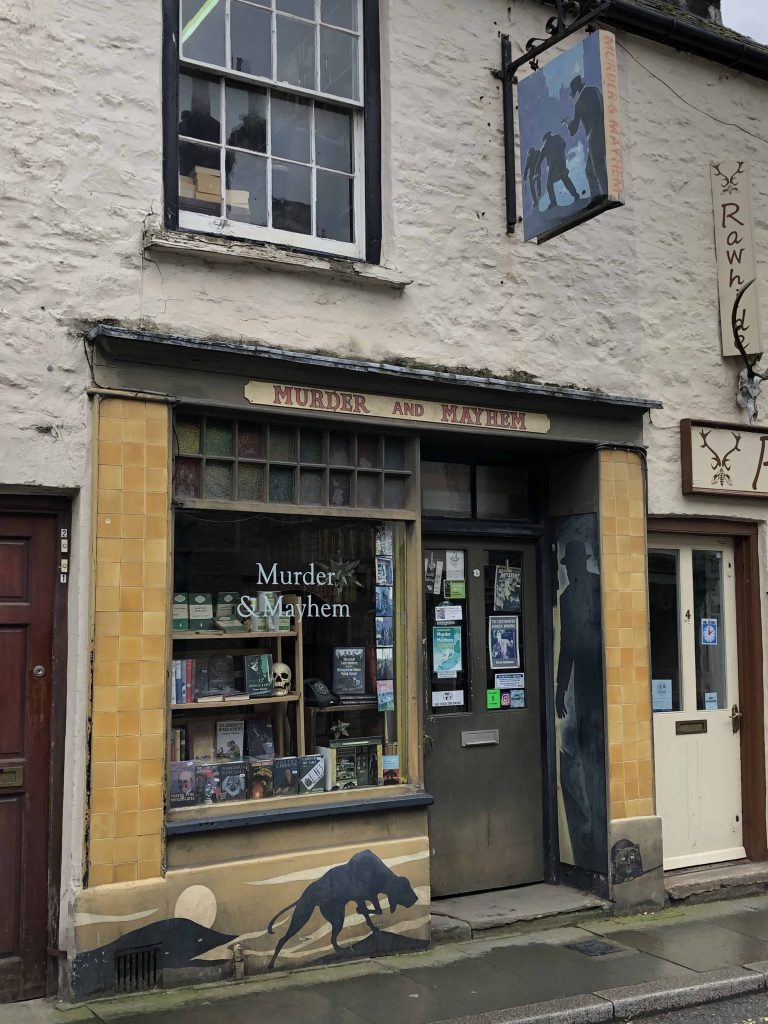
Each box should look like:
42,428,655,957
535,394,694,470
600,449,654,821
88,398,171,886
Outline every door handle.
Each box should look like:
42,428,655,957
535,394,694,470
424,733,434,751
730,704,743,734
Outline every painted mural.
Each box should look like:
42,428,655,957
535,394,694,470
71,839,430,997
553,514,608,876
518,30,623,243
608,817,665,914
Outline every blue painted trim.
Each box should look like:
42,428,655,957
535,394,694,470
167,792,434,835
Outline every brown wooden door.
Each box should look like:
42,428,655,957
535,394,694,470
0,514,57,1002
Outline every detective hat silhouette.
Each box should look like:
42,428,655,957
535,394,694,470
560,539,587,567
570,74,584,97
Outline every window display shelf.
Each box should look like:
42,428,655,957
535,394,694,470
173,629,297,640
172,694,300,711
306,702,379,714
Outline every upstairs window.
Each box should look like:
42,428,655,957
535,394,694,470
167,0,379,259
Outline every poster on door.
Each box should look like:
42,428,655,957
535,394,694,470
432,626,462,678
488,615,520,669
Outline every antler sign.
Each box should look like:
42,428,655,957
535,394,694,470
682,419,768,498
710,161,762,358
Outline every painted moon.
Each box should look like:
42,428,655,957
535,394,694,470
174,885,218,929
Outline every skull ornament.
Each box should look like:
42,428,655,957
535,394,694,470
272,662,292,696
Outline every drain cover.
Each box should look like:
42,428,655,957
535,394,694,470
564,939,623,957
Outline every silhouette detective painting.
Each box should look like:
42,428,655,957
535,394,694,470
555,523,608,875
518,31,623,242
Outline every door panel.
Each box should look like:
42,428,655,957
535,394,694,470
424,541,543,897
0,515,57,1003
650,535,743,870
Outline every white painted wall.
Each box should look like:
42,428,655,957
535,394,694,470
1,0,767,944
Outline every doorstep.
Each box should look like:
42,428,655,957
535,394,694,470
665,860,768,906
431,883,610,944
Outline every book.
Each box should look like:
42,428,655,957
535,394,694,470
169,760,196,806
185,658,193,704
333,647,366,696
376,679,395,712
298,754,325,794
216,719,245,760
272,756,299,797
216,591,240,618
207,655,239,698
218,760,247,802
187,720,216,761
246,757,274,799
245,653,274,698
170,661,178,705
188,592,214,630
246,718,275,757
172,593,189,630
195,762,221,804
193,657,210,701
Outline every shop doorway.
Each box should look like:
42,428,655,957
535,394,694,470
0,510,60,1002
649,534,744,870
423,539,543,897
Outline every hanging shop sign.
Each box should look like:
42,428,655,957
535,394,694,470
518,30,623,243
244,381,551,434
711,161,762,358
681,418,768,498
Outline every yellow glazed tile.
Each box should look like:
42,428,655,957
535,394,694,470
88,864,115,887
139,783,163,810
89,838,114,866
123,491,146,516
114,863,138,883
92,736,116,763
113,837,139,864
99,466,122,491
116,711,142,736
115,761,141,788
114,811,139,838
93,688,118,714
137,860,161,881
114,787,140,813
140,709,164,736
120,588,143,612
90,788,115,814
119,637,143,662
138,808,164,836
117,687,141,711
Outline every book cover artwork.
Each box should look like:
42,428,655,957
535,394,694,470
216,719,245,760
333,647,366,695
246,718,275,757
245,653,274,697
489,615,520,670
219,760,247,802
169,760,196,806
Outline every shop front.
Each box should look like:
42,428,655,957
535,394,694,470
70,327,664,997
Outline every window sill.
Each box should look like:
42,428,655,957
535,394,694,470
143,227,412,291
166,786,433,835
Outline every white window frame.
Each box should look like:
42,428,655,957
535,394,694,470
178,0,366,259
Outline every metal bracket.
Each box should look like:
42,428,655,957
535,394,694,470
492,0,611,233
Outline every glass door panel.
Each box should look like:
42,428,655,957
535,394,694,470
483,551,525,710
424,547,470,714
693,549,727,711
649,549,682,713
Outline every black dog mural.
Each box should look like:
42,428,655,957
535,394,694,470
267,849,419,968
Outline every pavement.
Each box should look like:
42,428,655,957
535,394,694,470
11,893,768,1024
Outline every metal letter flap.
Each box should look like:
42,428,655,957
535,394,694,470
0,766,23,787
461,729,499,747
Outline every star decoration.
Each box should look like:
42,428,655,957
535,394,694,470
330,718,350,740
318,558,363,598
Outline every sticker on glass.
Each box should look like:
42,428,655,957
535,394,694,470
704,691,719,710
435,603,462,622
443,580,466,599
486,689,501,709
701,618,718,645
433,560,444,596
494,565,522,612
508,690,525,709
651,678,673,712
432,689,464,708
488,615,520,669
495,672,524,690
445,550,465,581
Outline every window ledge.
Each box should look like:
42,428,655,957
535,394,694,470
143,227,412,291
166,787,433,835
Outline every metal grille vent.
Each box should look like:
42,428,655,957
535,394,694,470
115,946,160,993
564,939,624,957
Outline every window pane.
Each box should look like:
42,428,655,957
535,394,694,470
225,150,268,224
648,551,681,712
321,0,358,31
238,463,264,500
357,473,380,508
384,438,406,471
300,429,324,463
276,0,314,17
205,461,234,499
205,419,234,455
476,466,529,519
276,15,316,90
226,84,267,152
315,105,353,172
299,469,325,504
269,466,295,502
693,550,727,711
421,462,472,517
357,435,380,469
175,458,201,498
269,426,296,461
181,0,226,66
238,423,265,459
179,140,221,213
330,432,352,465
329,470,352,505
316,171,353,242
271,94,311,162
179,74,220,144
272,160,311,234
175,417,201,455
320,26,358,99
230,1,272,77
383,475,407,509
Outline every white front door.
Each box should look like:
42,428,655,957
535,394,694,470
648,535,744,871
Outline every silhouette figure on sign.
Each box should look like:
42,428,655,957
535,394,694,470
538,132,580,209
267,850,418,968
556,538,607,870
564,75,607,202
523,146,542,207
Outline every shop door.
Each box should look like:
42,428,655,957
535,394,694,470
649,535,744,871
423,540,543,897
0,514,57,1002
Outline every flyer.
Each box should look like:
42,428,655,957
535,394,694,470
509,690,525,709
445,550,465,581
435,603,462,622
651,678,673,712
493,565,522,612
375,557,393,586
443,580,466,599
377,679,395,711
495,672,524,689
332,647,366,694
488,615,520,669
432,625,462,676
432,689,464,708
701,618,718,645
704,691,719,710
433,560,444,596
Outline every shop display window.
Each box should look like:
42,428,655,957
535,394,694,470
168,509,408,814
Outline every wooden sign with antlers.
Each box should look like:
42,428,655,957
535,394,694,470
681,418,768,498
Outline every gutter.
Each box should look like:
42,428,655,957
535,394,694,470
601,0,768,82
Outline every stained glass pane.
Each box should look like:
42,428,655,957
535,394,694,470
269,466,295,502
329,471,352,506
238,423,265,459
330,432,352,465
383,475,407,509
300,429,324,463
175,417,201,455
205,419,234,456
175,458,201,498
357,472,379,508
299,469,325,505
238,463,264,500
204,461,234,499
384,437,406,470
357,435,380,469
269,426,296,461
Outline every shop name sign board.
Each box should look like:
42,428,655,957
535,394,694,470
710,161,762,357
244,381,550,434
681,418,768,498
